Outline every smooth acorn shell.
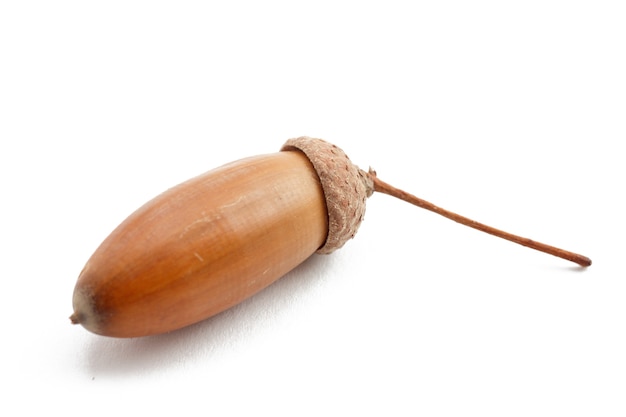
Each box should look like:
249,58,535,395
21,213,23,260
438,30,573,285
72,150,328,337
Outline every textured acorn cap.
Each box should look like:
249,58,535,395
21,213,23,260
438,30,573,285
281,137,374,254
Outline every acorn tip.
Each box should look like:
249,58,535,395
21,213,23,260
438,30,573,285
69,312,81,325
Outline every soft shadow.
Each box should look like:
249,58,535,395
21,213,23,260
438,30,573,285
543,263,592,273
81,254,334,377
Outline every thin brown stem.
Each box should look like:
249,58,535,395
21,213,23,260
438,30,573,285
370,174,591,267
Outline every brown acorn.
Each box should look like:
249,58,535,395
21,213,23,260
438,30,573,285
71,137,590,338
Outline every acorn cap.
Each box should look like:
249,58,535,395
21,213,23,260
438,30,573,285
281,137,374,254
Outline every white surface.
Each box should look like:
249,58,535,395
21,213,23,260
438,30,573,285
2,1,624,416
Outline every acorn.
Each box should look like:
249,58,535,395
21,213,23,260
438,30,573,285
70,137,591,337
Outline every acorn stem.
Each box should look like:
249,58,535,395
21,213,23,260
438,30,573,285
370,174,591,267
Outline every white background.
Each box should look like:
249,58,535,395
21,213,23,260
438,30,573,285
1,1,624,416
